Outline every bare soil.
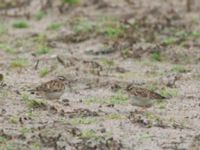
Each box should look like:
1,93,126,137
1,0,200,149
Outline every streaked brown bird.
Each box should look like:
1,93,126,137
126,84,166,108
31,76,66,100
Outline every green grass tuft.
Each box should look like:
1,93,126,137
106,114,125,120
9,116,18,124
21,93,30,101
0,44,15,54
104,26,124,38
34,34,51,55
21,93,47,109
27,99,47,109
0,136,7,145
171,65,188,73
63,0,80,5
81,130,97,139
73,19,95,33
13,20,29,28
37,46,51,55
160,87,179,98
10,58,28,68
39,68,49,77
47,23,62,30
101,58,115,66
191,31,200,37
35,11,46,20
19,127,31,135
121,48,130,58
71,117,97,125
162,37,177,46
151,52,161,61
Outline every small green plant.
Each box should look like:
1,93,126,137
0,44,14,54
98,17,125,39
0,89,9,98
137,132,153,140
73,19,95,33
37,46,51,55
106,114,125,120
26,110,35,118
99,18,124,38
27,99,47,109
146,83,159,91
21,93,30,101
21,93,46,109
144,112,159,120
162,37,177,46
107,92,129,105
151,52,161,61
101,58,115,67
47,23,62,30
191,31,200,37
0,144,14,150
9,115,18,124
104,26,124,38
0,136,7,145
101,58,115,74
175,31,188,38
13,20,29,28
71,117,97,125
10,58,28,68
63,0,80,5
156,102,167,109
34,34,51,55
19,127,31,135
171,65,188,73
35,11,46,20
30,142,42,150
39,67,49,77
34,34,47,44
121,48,130,58
160,87,179,98
81,130,97,139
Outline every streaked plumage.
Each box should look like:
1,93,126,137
32,76,66,100
126,84,165,99
126,84,166,107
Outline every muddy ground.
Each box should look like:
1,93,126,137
0,0,200,149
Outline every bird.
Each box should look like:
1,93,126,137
30,76,66,100
126,84,166,108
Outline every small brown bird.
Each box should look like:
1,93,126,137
31,76,66,100
126,84,166,108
